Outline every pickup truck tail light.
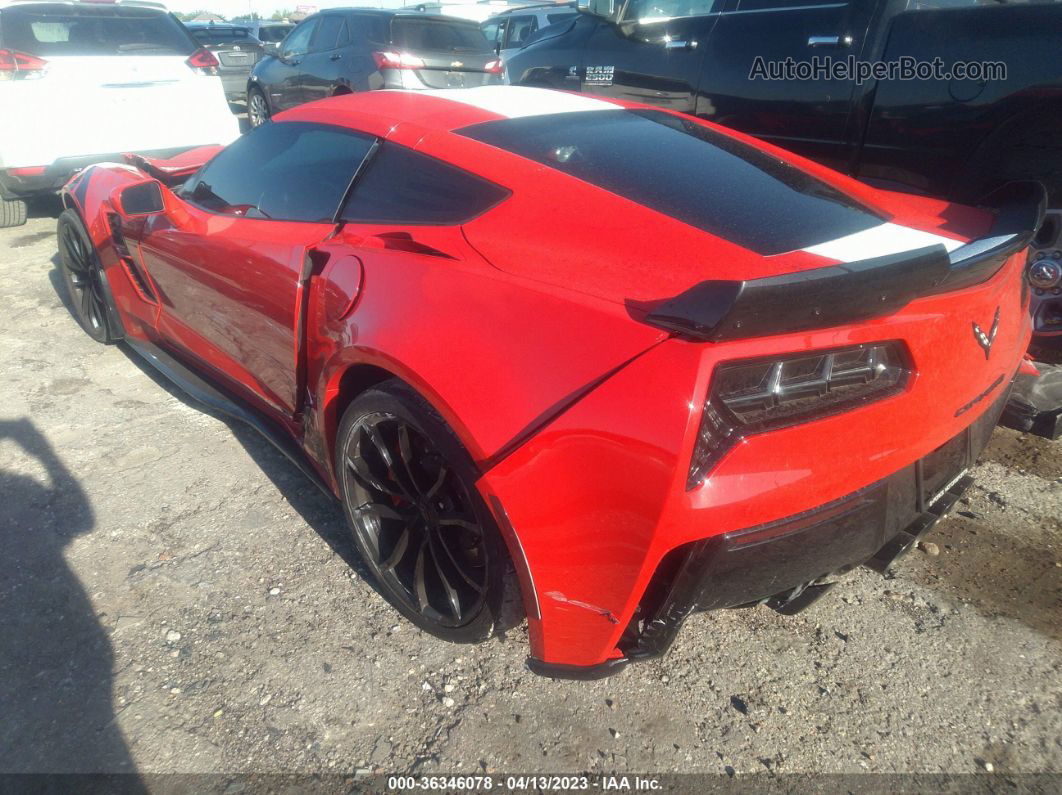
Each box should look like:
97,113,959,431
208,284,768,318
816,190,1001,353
0,49,48,80
372,51,425,70
186,48,220,75
688,342,910,488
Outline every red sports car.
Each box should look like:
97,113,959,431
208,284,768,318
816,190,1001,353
57,86,1043,679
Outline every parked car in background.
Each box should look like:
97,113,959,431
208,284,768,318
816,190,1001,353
506,0,1062,360
246,9,501,127
57,86,1039,678
481,3,576,61
0,0,240,228
185,22,265,102
244,20,293,54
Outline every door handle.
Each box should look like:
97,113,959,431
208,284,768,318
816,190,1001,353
807,35,853,48
330,53,342,61
664,39,697,50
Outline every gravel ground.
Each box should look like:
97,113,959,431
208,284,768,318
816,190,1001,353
0,204,1060,781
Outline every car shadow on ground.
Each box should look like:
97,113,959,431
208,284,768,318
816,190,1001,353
108,337,377,594
0,418,144,783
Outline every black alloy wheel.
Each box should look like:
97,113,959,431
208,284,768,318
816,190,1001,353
248,88,270,128
57,209,118,344
337,381,521,642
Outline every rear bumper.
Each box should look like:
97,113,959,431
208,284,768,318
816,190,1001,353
529,381,1011,680
219,72,251,101
0,147,198,199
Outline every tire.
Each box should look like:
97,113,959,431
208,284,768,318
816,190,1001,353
336,379,523,643
0,196,27,228
247,87,270,128
57,209,119,344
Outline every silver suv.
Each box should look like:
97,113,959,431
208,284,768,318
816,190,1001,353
481,3,576,62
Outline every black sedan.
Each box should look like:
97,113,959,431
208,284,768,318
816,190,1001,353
185,22,266,102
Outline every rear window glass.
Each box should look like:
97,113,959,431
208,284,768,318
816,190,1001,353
340,143,509,225
390,18,488,52
182,122,375,223
547,13,576,24
0,5,195,56
190,28,254,45
460,109,881,256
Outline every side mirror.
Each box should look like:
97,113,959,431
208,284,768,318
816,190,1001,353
114,180,165,218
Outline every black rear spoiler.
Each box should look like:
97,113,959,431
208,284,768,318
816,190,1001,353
645,181,1047,342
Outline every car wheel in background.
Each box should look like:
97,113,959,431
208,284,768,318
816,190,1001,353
0,197,27,228
57,209,119,344
248,88,270,128
336,380,523,643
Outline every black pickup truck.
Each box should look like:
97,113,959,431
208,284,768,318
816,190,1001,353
506,0,1062,351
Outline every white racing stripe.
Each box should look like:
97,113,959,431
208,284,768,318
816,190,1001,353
803,221,964,261
398,85,618,119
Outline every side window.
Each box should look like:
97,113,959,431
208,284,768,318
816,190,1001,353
340,143,509,225
547,13,576,24
309,14,344,52
182,122,375,223
481,21,502,45
504,16,537,48
623,0,722,20
905,0,981,8
281,18,316,56
361,15,388,44
734,0,842,9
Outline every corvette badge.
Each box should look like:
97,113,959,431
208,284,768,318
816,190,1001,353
972,306,1000,360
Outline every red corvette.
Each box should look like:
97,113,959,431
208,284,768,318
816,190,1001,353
57,86,1043,679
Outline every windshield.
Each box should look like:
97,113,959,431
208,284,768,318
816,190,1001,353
390,18,489,52
0,5,196,56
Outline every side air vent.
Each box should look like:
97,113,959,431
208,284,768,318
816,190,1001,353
107,212,157,304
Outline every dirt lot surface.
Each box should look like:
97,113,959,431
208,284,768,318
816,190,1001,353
1,205,1060,782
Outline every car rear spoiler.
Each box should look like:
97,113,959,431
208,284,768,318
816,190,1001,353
645,181,1047,342
123,145,224,186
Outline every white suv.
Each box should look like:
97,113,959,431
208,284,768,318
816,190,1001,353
0,0,240,227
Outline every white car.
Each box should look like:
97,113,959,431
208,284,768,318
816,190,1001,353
0,0,240,227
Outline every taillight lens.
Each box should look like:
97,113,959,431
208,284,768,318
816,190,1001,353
186,48,220,75
0,49,48,80
687,342,910,488
484,58,503,75
372,51,425,70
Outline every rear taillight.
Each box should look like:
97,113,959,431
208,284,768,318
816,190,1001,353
687,342,910,488
186,48,220,75
484,58,503,75
0,49,48,80
7,166,46,177
372,51,425,70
